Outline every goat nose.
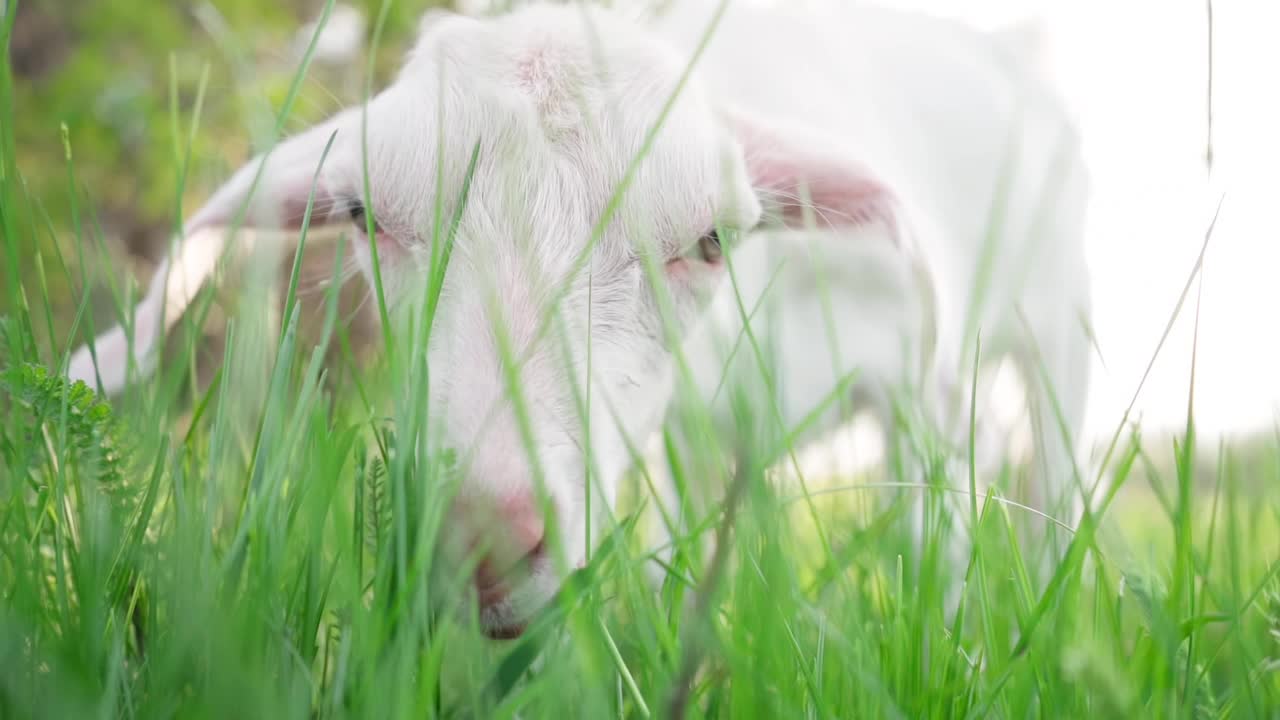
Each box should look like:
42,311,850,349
499,491,548,557
470,492,548,605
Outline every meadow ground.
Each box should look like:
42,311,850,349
2,4,1278,718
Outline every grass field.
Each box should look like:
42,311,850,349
2,3,1278,719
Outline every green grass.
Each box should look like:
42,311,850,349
2,2,1279,718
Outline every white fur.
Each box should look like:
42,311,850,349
65,2,1091,636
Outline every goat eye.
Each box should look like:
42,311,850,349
348,201,366,226
697,229,723,263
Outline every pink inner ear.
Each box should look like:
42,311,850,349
728,111,899,237
188,169,340,235
278,180,338,231
754,158,893,229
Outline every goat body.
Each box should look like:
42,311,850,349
66,1,1091,637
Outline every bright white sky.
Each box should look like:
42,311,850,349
865,0,1280,441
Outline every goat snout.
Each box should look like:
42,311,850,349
461,491,549,607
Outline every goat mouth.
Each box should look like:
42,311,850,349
476,581,511,608
483,621,526,640
477,585,527,639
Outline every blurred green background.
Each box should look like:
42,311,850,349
7,0,448,352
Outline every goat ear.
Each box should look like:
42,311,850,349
723,108,899,235
67,109,355,395
187,110,354,232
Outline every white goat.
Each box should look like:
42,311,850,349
66,1,1091,638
